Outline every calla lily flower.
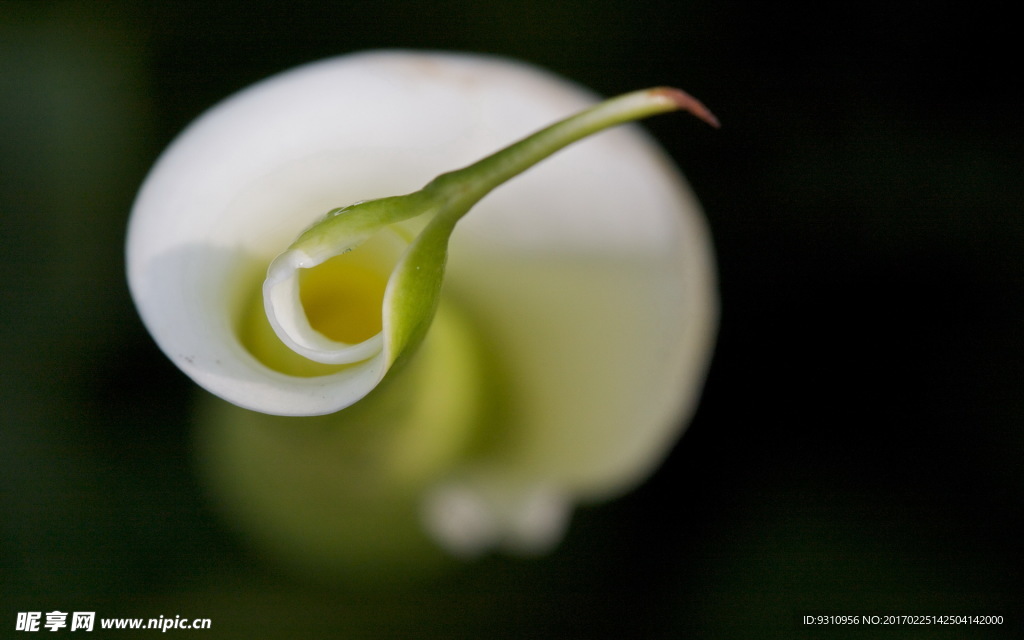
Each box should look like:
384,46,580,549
127,51,717,565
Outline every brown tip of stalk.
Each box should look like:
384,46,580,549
651,87,720,128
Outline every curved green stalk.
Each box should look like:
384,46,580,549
263,86,718,389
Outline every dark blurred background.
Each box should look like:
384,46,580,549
2,1,1020,638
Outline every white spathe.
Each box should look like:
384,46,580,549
127,50,717,556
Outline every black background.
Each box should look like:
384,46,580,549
2,1,1020,638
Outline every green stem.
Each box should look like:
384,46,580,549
267,86,717,373
422,87,718,221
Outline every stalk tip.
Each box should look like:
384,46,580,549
651,87,720,128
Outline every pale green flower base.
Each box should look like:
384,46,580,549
195,301,489,579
